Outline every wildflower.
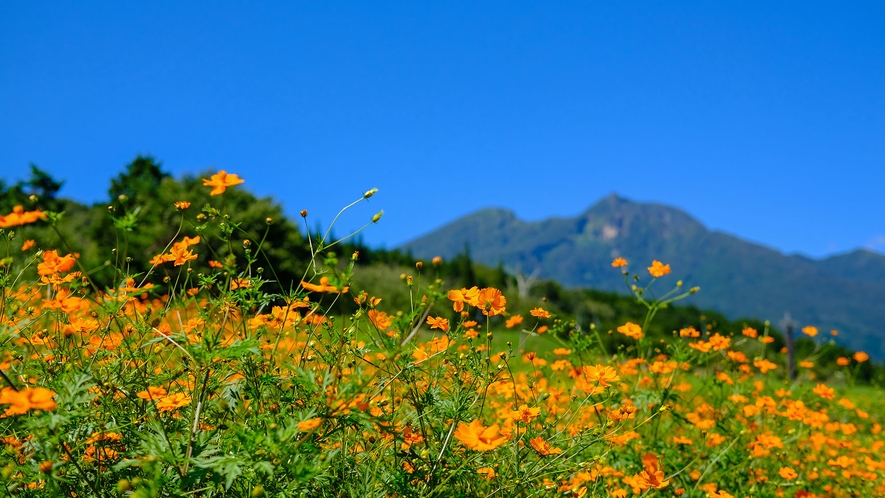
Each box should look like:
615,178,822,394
799,360,814,368
136,386,167,401
530,308,551,319
447,286,479,312
581,364,620,388
476,287,506,316
401,426,424,450
0,206,46,228
37,250,76,277
0,387,57,416
759,336,775,344
854,351,869,363
202,170,245,195
155,393,191,412
298,418,322,431
802,326,818,337
301,276,346,293
21,239,35,251
679,326,700,338
529,437,563,456
426,316,449,332
778,467,798,480
617,322,642,340
505,315,524,328
477,467,496,479
454,419,508,451
168,242,197,266
174,201,191,210
611,257,627,267
230,278,250,290
553,348,572,355
813,383,835,400
368,309,393,331
707,333,731,351
509,404,541,423
836,356,850,366
753,359,777,373
741,327,758,338
647,260,671,278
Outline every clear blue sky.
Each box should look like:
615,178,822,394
2,2,883,257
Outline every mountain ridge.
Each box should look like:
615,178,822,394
402,194,885,357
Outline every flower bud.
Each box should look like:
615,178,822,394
415,261,423,270
300,210,308,218
372,210,384,223
432,256,443,266
364,188,378,199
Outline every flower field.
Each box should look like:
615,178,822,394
0,172,883,497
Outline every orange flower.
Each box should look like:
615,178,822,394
298,418,322,431
611,257,627,268
454,419,508,451
476,467,496,479
21,239,35,251
168,242,197,266
301,276,345,293
447,287,480,312
174,201,191,210
801,326,818,337
136,386,168,401
812,383,835,400
202,170,245,195
778,467,798,480
368,309,393,331
505,315,524,328
476,287,506,316
853,351,869,363
509,404,541,423
530,307,551,319
529,437,563,456
647,260,671,278
617,322,642,340
581,364,620,388
679,326,700,338
836,357,850,366
760,336,775,344
37,250,76,276
155,393,191,412
753,359,777,373
0,205,46,228
426,316,449,332
741,327,758,338
0,387,57,416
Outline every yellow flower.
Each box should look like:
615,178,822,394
611,257,627,268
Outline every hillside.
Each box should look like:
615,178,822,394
402,194,885,358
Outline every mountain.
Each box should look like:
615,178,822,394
402,194,885,358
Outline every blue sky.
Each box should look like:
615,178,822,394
2,2,883,257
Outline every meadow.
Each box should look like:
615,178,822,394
0,170,882,497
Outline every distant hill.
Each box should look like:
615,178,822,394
402,194,885,358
